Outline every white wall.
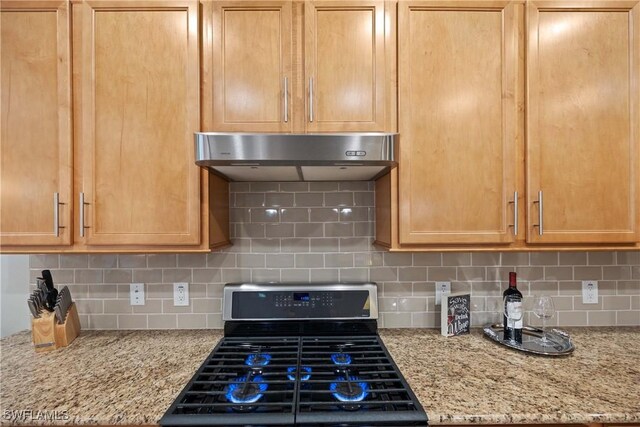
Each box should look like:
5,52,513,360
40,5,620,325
0,255,30,337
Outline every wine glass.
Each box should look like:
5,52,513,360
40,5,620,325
503,295,523,344
532,295,555,347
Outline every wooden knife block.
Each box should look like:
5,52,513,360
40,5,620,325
31,303,81,352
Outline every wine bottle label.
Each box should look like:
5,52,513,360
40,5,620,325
506,301,523,329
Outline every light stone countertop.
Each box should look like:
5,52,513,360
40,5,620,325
1,328,639,425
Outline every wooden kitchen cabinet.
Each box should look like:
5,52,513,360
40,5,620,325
208,1,293,132
526,0,640,244
0,0,72,247
304,1,387,132
204,0,390,133
76,0,201,246
376,0,639,251
395,0,522,245
1,0,229,253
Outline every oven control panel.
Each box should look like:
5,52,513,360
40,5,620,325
224,283,378,320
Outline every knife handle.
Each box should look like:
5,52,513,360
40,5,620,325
28,299,40,318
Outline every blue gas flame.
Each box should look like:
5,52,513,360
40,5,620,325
287,366,312,381
225,375,268,404
245,353,272,367
330,353,352,365
330,375,369,402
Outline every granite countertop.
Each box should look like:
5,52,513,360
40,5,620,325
1,328,639,425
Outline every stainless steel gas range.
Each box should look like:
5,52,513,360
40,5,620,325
160,282,428,426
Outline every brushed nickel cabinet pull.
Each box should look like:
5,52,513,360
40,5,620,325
508,191,518,236
79,192,89,237
53,193,65,237
309,77,314,122
533,190,543,236
283,77,289,123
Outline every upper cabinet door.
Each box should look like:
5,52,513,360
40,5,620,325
0,1,72,247
398,1,521,244
208,1,292,132
79,0,201,245
305,1,386,132
527,1,640,244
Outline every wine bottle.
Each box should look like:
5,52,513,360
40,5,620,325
503,271,523,343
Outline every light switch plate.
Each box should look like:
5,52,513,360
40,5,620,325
174,282,189,306
435,281,451,306
130,283,145,306
582,280,598,304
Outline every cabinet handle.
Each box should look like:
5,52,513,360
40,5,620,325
533,190,543,236
283,77,288,123
508,191,518,236
79,192,89,237
309,77,314,122
53,193,65,237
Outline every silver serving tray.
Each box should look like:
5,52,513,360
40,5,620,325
483,323,575,356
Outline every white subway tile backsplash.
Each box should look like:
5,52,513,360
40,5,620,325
28,183,639,329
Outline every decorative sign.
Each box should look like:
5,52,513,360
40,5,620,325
441,293,471,337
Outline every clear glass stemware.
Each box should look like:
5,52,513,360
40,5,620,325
532,295,556,347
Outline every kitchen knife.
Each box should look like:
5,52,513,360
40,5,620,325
63,286,72,317
34,283,53,312
27,298,40,318
36,277,47,294
32,290,45,312
41,270,58,311
42,270,54,290
55,286,72,324
54,305,64,324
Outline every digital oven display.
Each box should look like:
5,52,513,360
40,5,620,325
293,292,310,302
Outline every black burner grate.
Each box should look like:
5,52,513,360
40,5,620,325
295,336,426,426
161,336,427,426
162,337,299,425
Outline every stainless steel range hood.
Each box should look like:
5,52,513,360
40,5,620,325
195,133,397,181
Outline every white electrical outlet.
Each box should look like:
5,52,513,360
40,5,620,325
582,280,599,304
174,282,189,306
130,283,145,306
435,281,451,306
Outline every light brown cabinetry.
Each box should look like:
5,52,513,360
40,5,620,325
526,0,640,244
205,0,389,133
376,0,639,251
1,0,228,253
395,0,522,245
0,0,72,246
208,1,293,132
304,1,386,132
77,0,201,245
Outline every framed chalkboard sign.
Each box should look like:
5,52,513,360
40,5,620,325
441,292,471,337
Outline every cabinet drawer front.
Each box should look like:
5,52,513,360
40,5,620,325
398,2,520,244
527,2,640,244
80,1,200,245
0,1,72,247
